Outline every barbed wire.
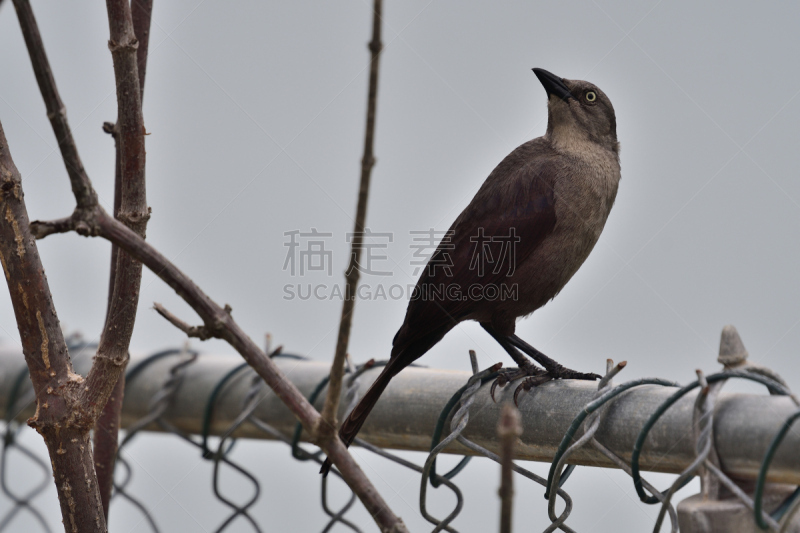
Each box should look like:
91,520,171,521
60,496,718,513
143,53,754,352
1,333,798,532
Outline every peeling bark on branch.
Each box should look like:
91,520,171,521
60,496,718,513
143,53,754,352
0,123,106,532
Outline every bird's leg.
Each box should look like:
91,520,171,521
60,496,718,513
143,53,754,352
482,324,534,368
482,324,601,403
481,323,548,401
505,334,601,403
507,334,601,381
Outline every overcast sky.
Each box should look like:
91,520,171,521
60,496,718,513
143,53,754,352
1,0,799,531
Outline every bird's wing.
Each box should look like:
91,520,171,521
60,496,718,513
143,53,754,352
393,142,559,355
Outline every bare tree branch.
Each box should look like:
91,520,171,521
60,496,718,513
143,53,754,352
132,0,153,100
322,0,384,435
25,161,408,529
153,302,215,340
0,123,106,532
22,137,411,531
12,0,146,527
94,203,408,532
93,0,152,516
13,1,407,529
104,0,146,235
30,215,74,239
12,0,97,209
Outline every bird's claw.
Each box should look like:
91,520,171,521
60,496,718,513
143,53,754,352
490,372,509,402
490,364,547,403
513,373,553,405
492,365,602,404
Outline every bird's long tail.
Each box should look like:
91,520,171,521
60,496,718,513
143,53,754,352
319,358,402,476
319,324,452,476
341,360,402,448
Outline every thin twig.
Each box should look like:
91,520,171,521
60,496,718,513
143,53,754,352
153,303,215,340
11,2,135,528
498,403,521,533
132,0,152,100
94,0,152,516
104,0,147,236
25,141,409,533
12,0,97,209
98,205,407,532
321,0,384,435
12,0,128,420
29,216,74,239
13,0,406,528
26,171,409,531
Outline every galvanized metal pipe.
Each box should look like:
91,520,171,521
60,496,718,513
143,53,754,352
0,347,797,484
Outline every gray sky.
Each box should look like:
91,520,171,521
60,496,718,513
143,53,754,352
1,0,799,531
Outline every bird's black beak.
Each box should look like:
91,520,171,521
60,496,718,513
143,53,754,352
533,68,573,101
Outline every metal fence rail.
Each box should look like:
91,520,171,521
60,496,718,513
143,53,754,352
1,346,796,483
1,326,799,532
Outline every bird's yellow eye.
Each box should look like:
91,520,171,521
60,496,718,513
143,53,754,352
585,91,597,102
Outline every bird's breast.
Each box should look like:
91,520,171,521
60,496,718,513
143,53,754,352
553,153,619,250
509,152,620,315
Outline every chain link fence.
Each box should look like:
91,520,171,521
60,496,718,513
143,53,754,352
1,327,799,532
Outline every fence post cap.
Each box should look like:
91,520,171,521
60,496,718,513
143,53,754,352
718,325,748,366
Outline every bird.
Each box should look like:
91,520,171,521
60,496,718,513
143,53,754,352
321,68,620,475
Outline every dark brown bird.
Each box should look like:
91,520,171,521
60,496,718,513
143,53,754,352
321,68,620,475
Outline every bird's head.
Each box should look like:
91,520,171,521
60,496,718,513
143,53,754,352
533,68,619,155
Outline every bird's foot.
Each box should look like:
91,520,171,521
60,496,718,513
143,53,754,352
490,362,547,402
491,363,601,404
513,364,602,404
